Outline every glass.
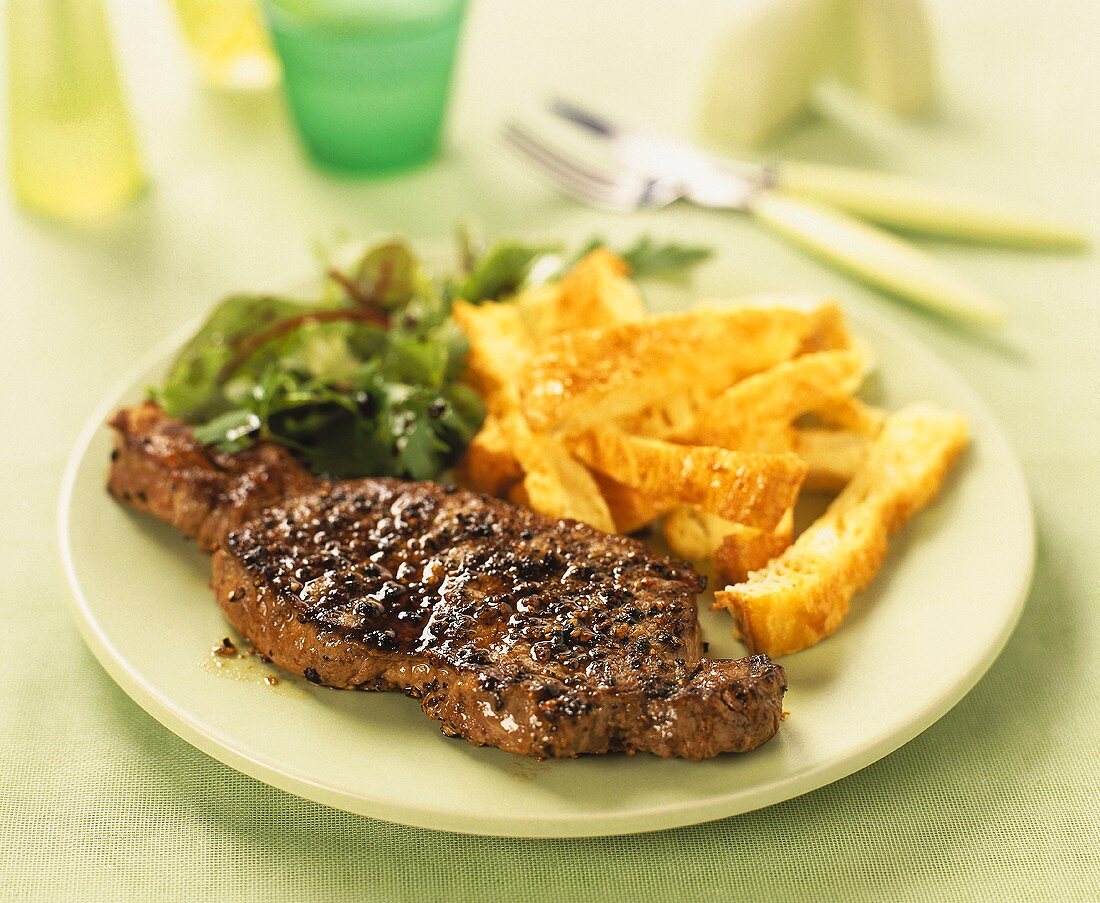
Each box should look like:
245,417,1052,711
6,0,147,220
170,0,280,90
261,0,467,174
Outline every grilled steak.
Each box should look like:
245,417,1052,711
108,402,786,759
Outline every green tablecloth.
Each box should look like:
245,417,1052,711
3,1,1097,899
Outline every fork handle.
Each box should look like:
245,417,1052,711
774,160,1088,250
748,192,1005,325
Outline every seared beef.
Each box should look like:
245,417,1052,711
108,403,313,551
108,403,786,759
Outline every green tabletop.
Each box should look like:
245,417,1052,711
3,1,1098,900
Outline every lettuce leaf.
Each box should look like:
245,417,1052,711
450,241,560,303
154,241,483,480
576,234,713,278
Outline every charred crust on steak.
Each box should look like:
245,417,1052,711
224,480,705,685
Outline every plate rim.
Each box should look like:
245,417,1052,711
57,294,1035,838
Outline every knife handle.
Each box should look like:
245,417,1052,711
774,160,1088,250
749,192,1005,326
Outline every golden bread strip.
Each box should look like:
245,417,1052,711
663,506,793,585
516,249,645,338
795,428,872,493
681,350,867,449
662,505,733,561
452,301,531,413
714,512,795,585
799,301,853,353
454,414,524,497
498,412,616,533
567,430,806,532
811,395,886,436
592,471,672,534
732,297,853,352
614,387,715,442
519,306,815,432
714,403,968,657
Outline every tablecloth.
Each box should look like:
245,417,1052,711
2,1,1097,900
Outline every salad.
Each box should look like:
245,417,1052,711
153,233,711,480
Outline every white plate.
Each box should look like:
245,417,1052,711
59,257,1033,838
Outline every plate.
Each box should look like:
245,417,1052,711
58,255,1033,838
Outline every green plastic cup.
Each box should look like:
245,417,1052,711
262,0,466,173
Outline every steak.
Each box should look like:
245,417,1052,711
108,402,787,759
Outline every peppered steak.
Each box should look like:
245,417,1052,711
108,402,786,759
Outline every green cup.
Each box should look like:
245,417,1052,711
262,0,467,173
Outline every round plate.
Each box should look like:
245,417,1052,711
59,258,1033,838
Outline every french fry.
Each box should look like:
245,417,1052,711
499,412,616,533
567,429,806,531
720,296,852,353
614,387,715,441
662,505,732,562
715,403,968,657
507,481,530,508
519,306,816,432
516,249,645,338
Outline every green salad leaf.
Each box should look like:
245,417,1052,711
154,240,484,480
347,241,427,310
156,294,315,421
576,234,714,279
450,233,713,303
450,240,560,303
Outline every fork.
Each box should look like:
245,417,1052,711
503,119,1006,326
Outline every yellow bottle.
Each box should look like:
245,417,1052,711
171,0,280,90
6,0,147,220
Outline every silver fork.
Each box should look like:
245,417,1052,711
502,120,748,213
502,117,1005,326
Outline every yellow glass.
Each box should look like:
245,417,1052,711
6,0,147,220
171,0,280,89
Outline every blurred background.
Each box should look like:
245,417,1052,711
1,0,1097,431
2,5,1099,899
